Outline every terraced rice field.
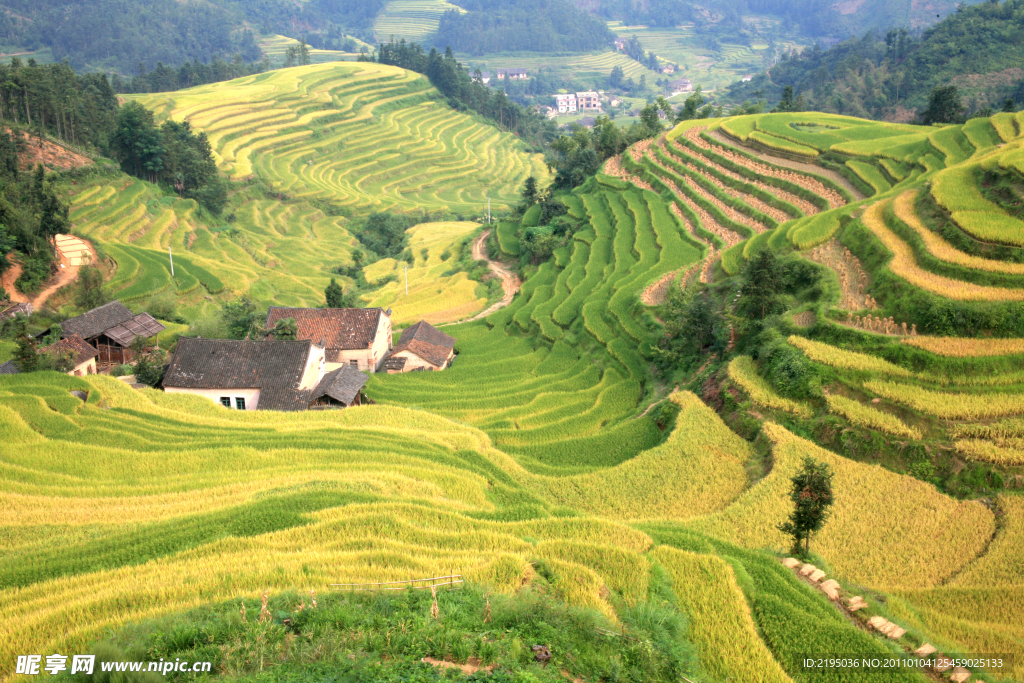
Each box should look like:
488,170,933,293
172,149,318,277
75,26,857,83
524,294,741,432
374,0,468,43
258,35,367,64
370,185,703,470
605,22,807,91
131,63,550,213
67,175,360,315
460,50,655,81
364,221,487,325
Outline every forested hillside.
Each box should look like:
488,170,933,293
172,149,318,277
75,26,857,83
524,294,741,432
725,0,1024,119
434,0,611,54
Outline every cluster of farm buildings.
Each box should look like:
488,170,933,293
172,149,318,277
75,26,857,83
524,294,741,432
2,301,456,412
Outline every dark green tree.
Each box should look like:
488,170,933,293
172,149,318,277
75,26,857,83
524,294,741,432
520,176,539,206
267,317,298,340
920,85,965,124
675,87,704,122
773,85,803,113
740,249,786,319
221,298,262,339
13,319,38,372
654,288,728,372
1003,98,1016,113
74,265,108,311
325,278,345,308
131,336,165,387
778,457,834,555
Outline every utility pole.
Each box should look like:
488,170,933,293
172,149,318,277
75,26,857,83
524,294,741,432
405,263,408,295
169,246,174,277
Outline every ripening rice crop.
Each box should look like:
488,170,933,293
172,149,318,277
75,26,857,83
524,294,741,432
130,63,549,213
652,546,793,683
541,392,750,520
787,335,915,377
727,356,813,417
950,496,1024,588
953,439,1024,465
891,190,1024,274
900,335,1024,357
691,422,994,589
861,199,1024,301
364,222,487,325
824,394,923,439
864,379,1024,419
930,164,1024,247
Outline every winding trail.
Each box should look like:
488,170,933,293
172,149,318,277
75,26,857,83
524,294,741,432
707,128,866,201
463,229,521,322
2,235,98,310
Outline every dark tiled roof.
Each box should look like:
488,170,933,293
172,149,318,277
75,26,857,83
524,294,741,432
61,301,135,340
0,360,20,375
389,321,455,368
382,356,407,372
310,365,368,406
41,334,98,366
164,338,313,391
103,313,166,347
265,307,388,352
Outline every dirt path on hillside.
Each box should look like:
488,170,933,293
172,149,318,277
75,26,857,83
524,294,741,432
707,128,866,201
2,236,99,309
463,229,521,322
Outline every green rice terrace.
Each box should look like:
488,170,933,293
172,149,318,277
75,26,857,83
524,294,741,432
130,63,550,213
6,91,1024,680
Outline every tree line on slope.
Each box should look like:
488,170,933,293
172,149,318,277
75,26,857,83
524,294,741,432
363,41,559,150
0,0,383,75
724,0,1024,119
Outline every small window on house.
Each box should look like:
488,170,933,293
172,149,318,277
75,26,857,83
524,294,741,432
220,397,231,407
235,397,246,410
350,360,359,367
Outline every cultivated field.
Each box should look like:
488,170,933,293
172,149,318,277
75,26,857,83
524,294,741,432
374,0,468,43
364,221,488,325
131,63,550,213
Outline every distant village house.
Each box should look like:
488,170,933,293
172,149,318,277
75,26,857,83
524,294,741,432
163,338,369,411
669,78,693,96
741,75,754,82
265,306,393,373
496,68,528,80
1,302,33,319
382,321,456,373
575,91,601,110
554,94,578,113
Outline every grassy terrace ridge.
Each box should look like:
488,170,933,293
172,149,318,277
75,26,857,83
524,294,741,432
129,62,550,213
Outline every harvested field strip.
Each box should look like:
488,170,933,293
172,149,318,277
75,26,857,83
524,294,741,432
706,127,862,201
659,138,798,224
864,379,1024,419
691,422,994,589
891,189,1024,274
646,145,769,233
678,130,817,217
727,356,813,418
824,394,923,439
862,199,1024,301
